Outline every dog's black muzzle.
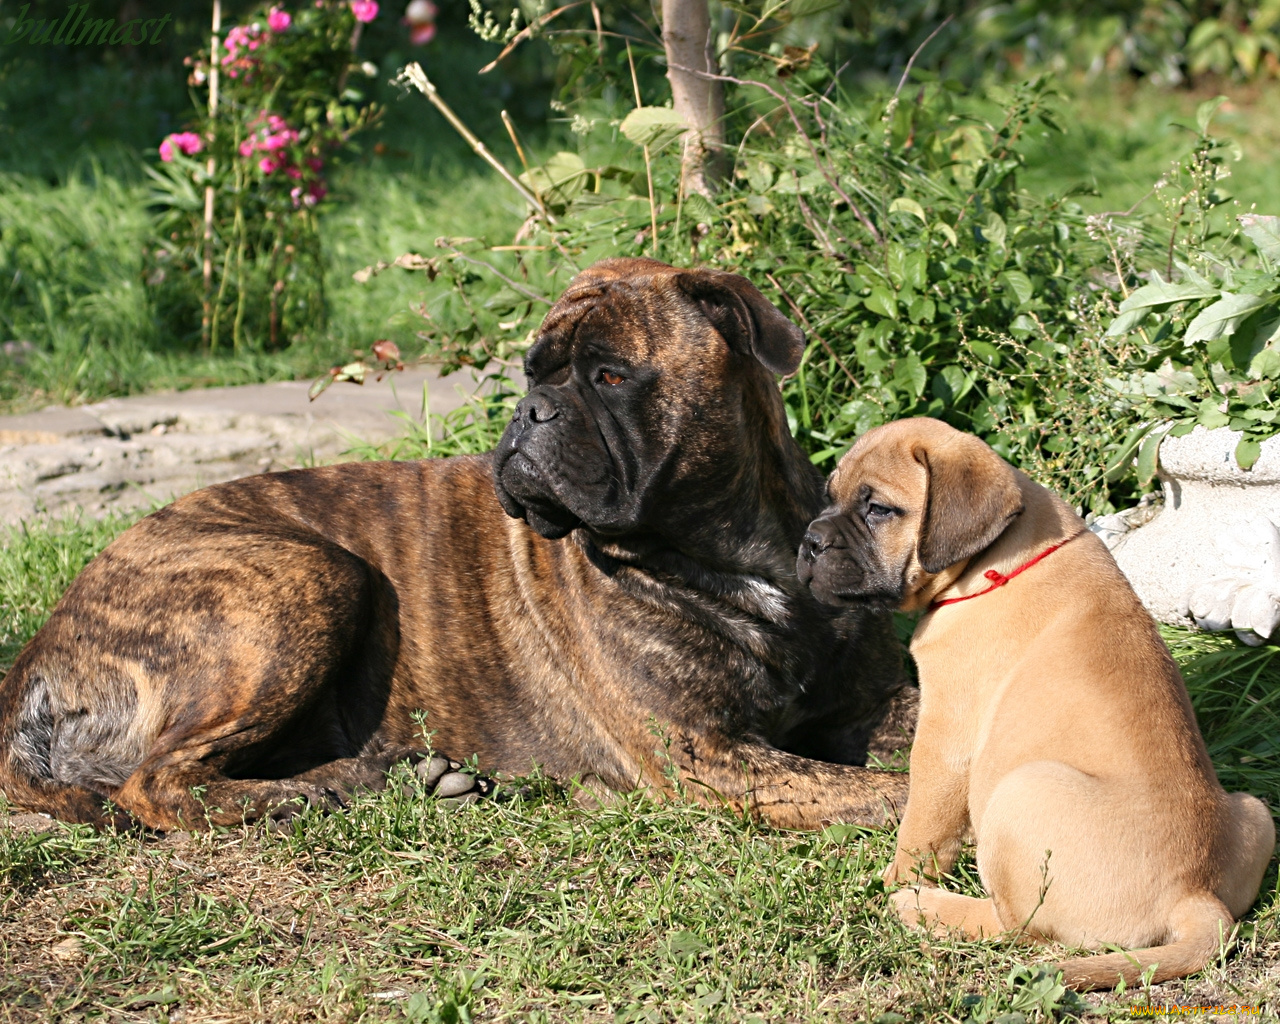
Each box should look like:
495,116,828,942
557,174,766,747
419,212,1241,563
492,386,585,539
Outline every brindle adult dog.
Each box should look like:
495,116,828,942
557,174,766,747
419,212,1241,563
0,258,913,832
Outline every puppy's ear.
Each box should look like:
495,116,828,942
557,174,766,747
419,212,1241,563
916,436,1024,574
675,269,805,375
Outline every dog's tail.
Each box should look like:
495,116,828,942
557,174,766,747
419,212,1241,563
1054,895,1232,991
0,661,127,828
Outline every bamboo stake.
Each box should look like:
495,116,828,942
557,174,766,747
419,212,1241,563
201,0,221,351
591,1,604,65
626,41,659,260
500,110,531,174
398,63,552,223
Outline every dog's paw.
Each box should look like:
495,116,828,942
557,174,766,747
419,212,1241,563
265,785,344,832
413,755,495,809
881,858,909,887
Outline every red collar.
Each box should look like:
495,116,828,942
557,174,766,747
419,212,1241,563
928,530,1086,610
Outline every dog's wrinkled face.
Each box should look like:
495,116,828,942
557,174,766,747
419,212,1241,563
493,258,805,541
797,418,1024,610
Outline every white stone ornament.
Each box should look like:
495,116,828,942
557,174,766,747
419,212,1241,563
1229,582,1280,644
1095,426,1280,644
1183,515,1280,644
1186,575,1244,633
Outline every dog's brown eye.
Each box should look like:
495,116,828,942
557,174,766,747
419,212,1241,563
867,503,894,520
601,370,625,386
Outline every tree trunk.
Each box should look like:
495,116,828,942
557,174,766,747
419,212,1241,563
661,0,725,197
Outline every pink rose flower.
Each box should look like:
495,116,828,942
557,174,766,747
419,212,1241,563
351,0,378,22
239,140,255,157
267,7,291,31
290,186,303,206
259,156,280,174
159,132,203,162
285,165,303,179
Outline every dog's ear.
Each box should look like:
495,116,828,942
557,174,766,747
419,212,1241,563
675,269,805,375
916,435,1024,574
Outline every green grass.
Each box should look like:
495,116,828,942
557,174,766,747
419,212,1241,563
0,762,1276,1022
1019,77,1280,216
2,506,1278,1022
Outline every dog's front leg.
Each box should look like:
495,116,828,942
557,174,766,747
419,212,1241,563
883,741,970,885
667,737,910,830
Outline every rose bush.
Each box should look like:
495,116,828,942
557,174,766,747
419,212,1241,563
147,0,381,352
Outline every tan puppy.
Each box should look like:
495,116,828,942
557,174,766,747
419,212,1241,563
796,417,1275,990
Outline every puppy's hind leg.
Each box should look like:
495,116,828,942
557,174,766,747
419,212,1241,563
891,887,1005,940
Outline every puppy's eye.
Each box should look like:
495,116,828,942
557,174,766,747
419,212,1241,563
866,503,895,521
600,370,625,386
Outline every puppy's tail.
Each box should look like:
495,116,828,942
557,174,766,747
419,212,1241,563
1054,895,1232,991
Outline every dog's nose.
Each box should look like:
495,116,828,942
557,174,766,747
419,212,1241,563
799,519,841,563
516,391,559,424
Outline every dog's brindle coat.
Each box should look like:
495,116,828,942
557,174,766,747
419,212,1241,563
0,258,912,832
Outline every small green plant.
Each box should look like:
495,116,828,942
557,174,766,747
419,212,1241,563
958,963,1088,1023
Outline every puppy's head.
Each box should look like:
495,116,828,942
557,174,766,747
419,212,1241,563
796,418,1023,610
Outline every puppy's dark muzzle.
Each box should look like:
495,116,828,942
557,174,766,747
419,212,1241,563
797,512,902,609
799,517,845,565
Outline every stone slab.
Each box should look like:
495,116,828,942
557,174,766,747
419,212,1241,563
0,407,108,445
0,365,524,527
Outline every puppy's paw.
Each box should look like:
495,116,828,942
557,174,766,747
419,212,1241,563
882,856,924,888
889,886,925,921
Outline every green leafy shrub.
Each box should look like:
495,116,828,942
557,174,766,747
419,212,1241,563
1103,191,1280,473
376,2,1280,515
381,59,1145,511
